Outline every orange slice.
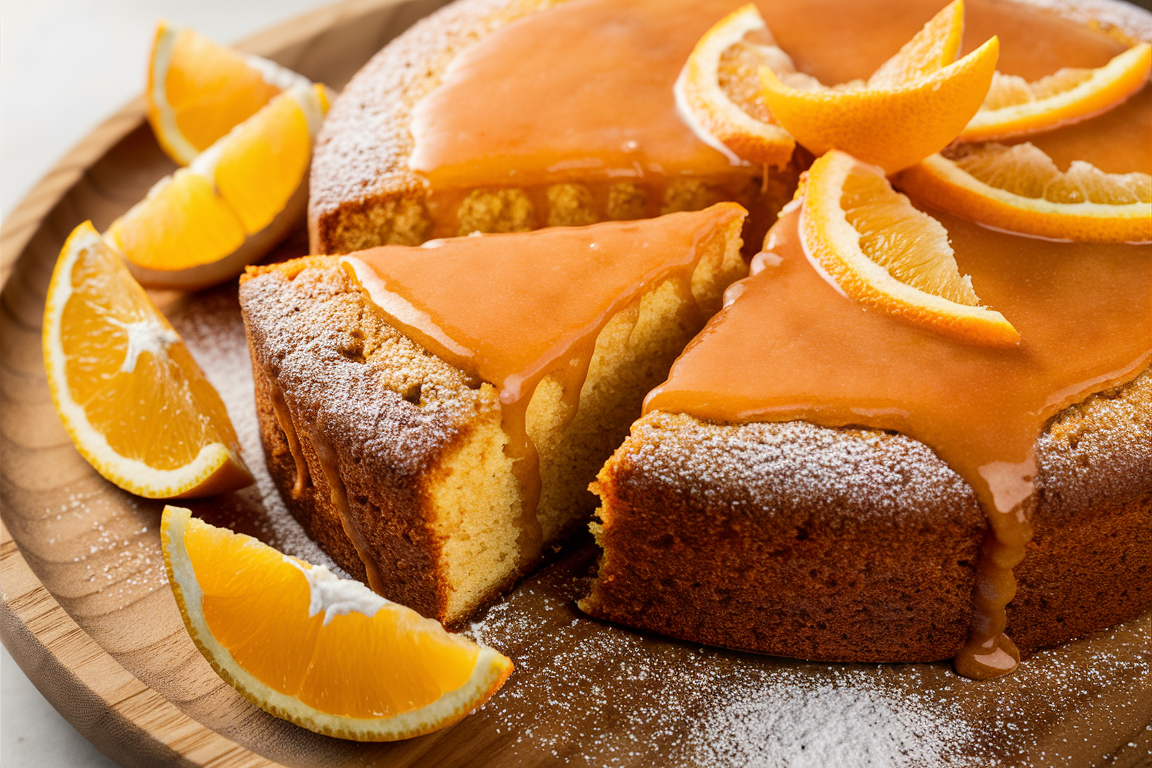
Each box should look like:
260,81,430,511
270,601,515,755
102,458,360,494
865,0,966,89
897,142,1152,243
674,4,796,167
108,82,329,291
148,21,312,165
960,43,1152,143
676,1,967,168
161,505,513,741
760,33,999,174
800,150,1018,346
43,223,252,498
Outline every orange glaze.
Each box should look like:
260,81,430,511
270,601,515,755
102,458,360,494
408,0,1136,190
646,204,1152,676
399,0,1147,676
343,204,746,559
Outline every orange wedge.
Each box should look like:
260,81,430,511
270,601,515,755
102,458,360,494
865,0,966,89
801,150,1018,346
108,82,329,291
43,223,252,498
148,21,312,165
161,506,513,741
960,43,1152,143
761,32,998,173
897,142,1152,243
676,1,967,168
674,4,796,167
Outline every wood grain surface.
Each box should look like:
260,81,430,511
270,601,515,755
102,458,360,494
1,1,1150,766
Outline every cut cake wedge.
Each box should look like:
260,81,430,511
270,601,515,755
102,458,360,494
240,205,747,625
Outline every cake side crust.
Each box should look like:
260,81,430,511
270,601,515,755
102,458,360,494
582,369,1152,662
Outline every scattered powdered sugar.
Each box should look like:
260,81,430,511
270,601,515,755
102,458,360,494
461,553,1149,768
686,671,980,768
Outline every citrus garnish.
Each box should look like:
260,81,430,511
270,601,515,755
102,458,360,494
960,42,1152,143
674,4,796,167
800,150,1018,346
864,0,966,89
148,21,312,165
676,1,968,168
161,505,514,741
759,14,998,173
896,142,1152,243
108,82,329,291
43,223,252,498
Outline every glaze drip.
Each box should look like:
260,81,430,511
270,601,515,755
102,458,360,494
646,207,1151,678
265,370,309,498
310,428,386,596
342,205,747,554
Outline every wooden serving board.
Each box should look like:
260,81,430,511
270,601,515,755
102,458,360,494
1,1,1150,765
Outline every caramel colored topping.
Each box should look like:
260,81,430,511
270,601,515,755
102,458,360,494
408,0,1140,190
265,370,309,498
647,205,1151,677
311,428,386,596
344,204,747,551
410,0,749,191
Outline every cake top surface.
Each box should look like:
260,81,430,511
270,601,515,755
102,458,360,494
406,0,1149,187
647,204,1151,513
341,204,744,405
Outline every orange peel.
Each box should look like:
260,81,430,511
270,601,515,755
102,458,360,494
800,150,1018,347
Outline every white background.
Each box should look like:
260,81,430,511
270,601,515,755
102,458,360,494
0,2,327,765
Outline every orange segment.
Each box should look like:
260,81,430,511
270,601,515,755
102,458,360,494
960,43,1152,143
161,506,513,740
107,170,247,271
800,150,1018,347
897,143,1152,243
148,21,310,165
43,223,252,498
761,36,999,174
676,1,967,169
109,83,329,291
212,84,324,234
674,4,796,167
866,0,966,88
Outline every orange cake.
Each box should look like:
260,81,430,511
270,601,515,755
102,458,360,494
581,204,1151,675
307,0,801,255
254,0,1151,677
240,206,746,625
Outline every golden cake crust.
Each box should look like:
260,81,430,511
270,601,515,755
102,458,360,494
240,257,505,621
308,0,563,254
240,212,746,626
581,369,1151,661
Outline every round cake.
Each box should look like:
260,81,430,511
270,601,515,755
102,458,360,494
287,0,1152,675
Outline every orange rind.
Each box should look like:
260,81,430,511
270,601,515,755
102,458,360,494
960,42,1151,143
161,506,514,741
800,150,1019,347
761,36,999,174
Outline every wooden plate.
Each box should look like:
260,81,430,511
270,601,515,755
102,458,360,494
1,1,1150,765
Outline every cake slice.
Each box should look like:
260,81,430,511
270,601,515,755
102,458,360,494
240,205,747,626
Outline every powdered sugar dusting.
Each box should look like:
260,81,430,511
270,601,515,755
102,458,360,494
164,281,342,572
461,553,1149,767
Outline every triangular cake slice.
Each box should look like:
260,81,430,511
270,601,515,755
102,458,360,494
240,204,746,625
